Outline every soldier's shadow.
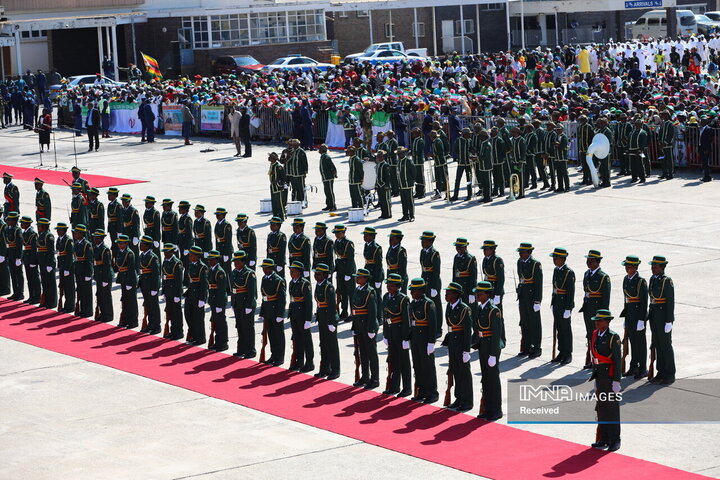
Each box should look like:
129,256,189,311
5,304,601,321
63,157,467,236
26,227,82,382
303,385,366,408
420,416,486,445
393,407,458,434
543,447,609,477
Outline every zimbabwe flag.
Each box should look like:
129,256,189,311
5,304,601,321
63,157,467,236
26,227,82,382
141,52,162,79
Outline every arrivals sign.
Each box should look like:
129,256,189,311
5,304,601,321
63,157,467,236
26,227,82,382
625,0,662,8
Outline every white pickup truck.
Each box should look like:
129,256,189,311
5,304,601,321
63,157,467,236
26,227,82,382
343,42,428,63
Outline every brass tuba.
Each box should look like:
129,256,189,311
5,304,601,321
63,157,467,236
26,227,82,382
508,173,521,201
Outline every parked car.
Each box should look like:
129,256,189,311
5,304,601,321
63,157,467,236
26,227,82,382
211,55,264,75
704,11,720,22
631,9,697,39
695,14,720,36
343,42,427,63
261,55,333,73
353,49,424,65
49,75,125,100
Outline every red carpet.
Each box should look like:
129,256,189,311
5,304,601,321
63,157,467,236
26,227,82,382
0,165,145,188
0,298,708,480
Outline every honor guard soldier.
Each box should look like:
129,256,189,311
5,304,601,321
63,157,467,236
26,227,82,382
386,230,408,292
235,213,257,270
550,248,575,364
620,255,648,378
288,261,314,372
347,145,364,209
3,173,19,218
472,281,505,421
594,118,614,188
70,166,89,200
230,250,257,358
648,256,675,385
138,236,161,334
259,258,287,366
429,130,449,200
192,205,212,255
351,268,379,389
5,212,23,300
267,216,287,279
0,211,10,295
589,309,622,452
577,115,595,185
288,218,311,279
184,246,209,345
490,127,507,197
313,263,339,379
160,199,178,246
106,188,121,258
374,150,392,219
474,130,493,203
56,223,75,312
410,128,425,199
92,229,113,322
481,240,505,311
517,242,543,358
70,183,88,228
116,235,138,328
161,244,184,340
658,111,675,180
419,231,442,338
382,273,411,396
177,201,193,267
72,224,93,318
385,131,399,197
207,250,229,352
36,218,57,309
408,278,438,403
443,282,473,411
542,123,557,191
451,128,473,202
628,118,649,184
333,224,355,319
510,127,527,198
34,178,51,221
143,196,161,258
87,188,105,235
312,222,333,272
524,124,539,190
553,124,570,193
120,194,141,258
362,226,384,322
20,216,40,304
452,238,477,307
286,139,308,204
214,207,233,283
580,250,611,369
397,147,416,221
268,152,286,220
319,144,337,212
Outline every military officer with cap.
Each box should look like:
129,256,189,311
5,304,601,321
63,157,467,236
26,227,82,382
36,218,57,308
319,144,337,212
312,222,333,272
443,282,473,411
648,256,675,385
192,205,212,255
56,222,74,312
374,149,392,219
482,240,505,312
419,231,442,338
288,217,311,279
550,247,575,364
397,146,415,221
230,250,257,358
214,207,233,285
20,216,40,304
580,249,611,369
429,130,449,200
70,183,88,228
235,213,257,270
452,237,477,307
346,145,364,209
0,210,10,295
288,260,314,372
259,258,286,366
115,234,138,327
408,278,438,403
314,263,339,379
93,229,113,322
87,188,104,235
386,230,408,293
34,178,51,222
70,166,89,198
73,224,93,317
106,187,121,259
474,129,493,203
473,281,505,421
589,309,622,452
161,199,178,246
266,216,287,280
138,235,161,334
619,255,648,378
143,196,161,258
268,152,286,220
410,128,425,199
120,193,141,258
517,242,543,357
3,173,19,219
184,246,209,345
286,138,309,204
362,227,384,322
161,243,184,340
207,250,229,352
381,273,411,396
351,268,379,389
511,126,528,197
5,212,23,300
177,200,193,267
451,128,473,202
333,224,355,318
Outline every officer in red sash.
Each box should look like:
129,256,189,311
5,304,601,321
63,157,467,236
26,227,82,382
590,309,622,452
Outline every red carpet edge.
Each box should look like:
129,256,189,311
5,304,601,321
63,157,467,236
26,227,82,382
0,165,146,188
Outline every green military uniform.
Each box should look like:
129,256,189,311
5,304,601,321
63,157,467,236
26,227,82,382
397,149,415,220
579,250,611,366
314,264,339,378
534,124,549,189
473,282,506,421
161,199,179,246
5,214,24,300
589,310,622,450
192,205,212,254
184,246,209,344
213,208,233,285
517,243,543,357
207,250,229,351
542,126,557,190
268,154,286,220
628,126,648,183
177,201,193,267
362,227,384,323
511,133,527,197
620,256,648,377
550,248,575,364
577,120,594,185
34,178,51,221
143,196,161,258
138,236,161,334
375,154,392,219
648,256,675,383
616,118,632,176
319,150,337,211
382,274,411,394
231,251,257,358
444,283,473,410
288,218,311,279
385,230,408,292
411,132,425,198
56,224,75,312
333,224,355,318
351,269,379,388
659,119,675,179
161,244,185,340
552,129,569,192
452,132,473,201
385,134,400,196
235,214,257,270
476,136,493,203
452,238,477,305
3,173,19,219
286,142,308,203
348,151,364,209
73,225,94,317
430,135,448,197
408,278,438,402
93,229,113,322
288,261,314,371
595,124,613,188
70,184,88,228
490,133,506,197
419,231,442,338
524,124,539,189
20,217,41,304
36,219,57,308
267,217,287,280
106,188,121,259
87,190,105,235
0,215,10,295
120,194,141,259
312,222,333,272
481,240,505,311
259,258,287,366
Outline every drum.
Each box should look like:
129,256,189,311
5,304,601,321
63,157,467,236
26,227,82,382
361,161,377,191
287,201,302,216
259,198,272,213
348,208,365,223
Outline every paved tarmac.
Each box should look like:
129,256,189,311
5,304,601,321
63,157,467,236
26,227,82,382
0,126,719,479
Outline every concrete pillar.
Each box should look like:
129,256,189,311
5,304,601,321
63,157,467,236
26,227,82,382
97,27,104,75
111,24,119,81
538,13,548,46
476,4,481,53
368,10,373,44
459,5,465,54
14,30,22,76
413,8,419,49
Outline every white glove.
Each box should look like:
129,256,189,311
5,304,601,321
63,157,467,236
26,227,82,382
304,320,312,329
258,316,264,322
637,320,645,331
132,237,139,245
664,322,672,333
102,282,108,287
462,351,471,363
328,324,336,332
344,275,351,281
174,297,181,303
533,303,541,312
468,296,476,304
430,288,438,297
215,307,222,313
374,282,381,288
612,381,621,393
183,249,189,255
245,308,252,314
125,285,132,290
223,255,229,262
84,276,91,281
249,261,256,267
151,290,157,296
276,316,284,323
402,340,410,350
368,332,376,339
29,264,36,268
46,266,53,272
153,241,159,248
198,300,205,307
488,355,497,367
563,310,571,319
15,259,21,266
493,295,501,304
0,255,4,262
383,338,389,347
304,271,310,278
64,270,70,276
427,343,435,355
276,265,282,272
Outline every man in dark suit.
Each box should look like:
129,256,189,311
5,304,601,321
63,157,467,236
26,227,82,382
139,98,156,143
240,107,251,158
85,102,100,152
699,116,714,182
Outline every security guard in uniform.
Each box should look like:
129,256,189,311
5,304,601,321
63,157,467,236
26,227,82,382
36,218,57,309
92,229,113,322
177,201,193,268
207,250,229,352
452,237,477,307
235,213,257,270
408,278,438,403
473,281,505,421
143,196,161,258
267,216,287,279
72,224,93,318
106,187,121,259
419,231,442,338
397,147,415,221
589,309,622,452
162,243,184,340
312,222,333,272
192,205,212,254
115,235,138,328
333,224,355,318
550,247,575,364
351,268,379,389
120,193,141,259
517,242,543,358
5,212,24,300
259,258,286,366
648,256,675,385
20,216,40,304
288,217,311,279
443,282,473,412
34,178,51,222
87,188,105,235
161,199,178,246
214,207,233,285
230,250,256,358
580,249,611,369
56,222,74,312
70,183,88,228
385,230,408,292
184,246,209,345
620,255,648,379
288,260,314,372
138,235,161,334
314,263,339,379
382,273,411,396
363,226,384,323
